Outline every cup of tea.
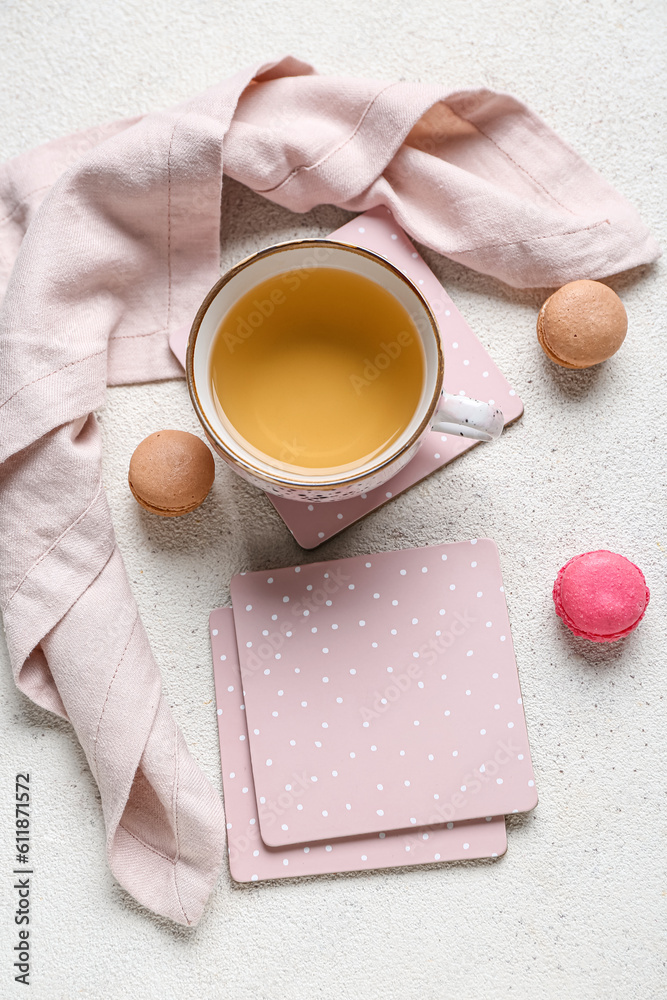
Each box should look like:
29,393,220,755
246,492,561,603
186,239,503,502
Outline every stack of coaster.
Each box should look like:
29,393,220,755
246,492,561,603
210,540,537,882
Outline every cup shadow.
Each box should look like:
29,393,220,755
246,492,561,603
219,177,354,268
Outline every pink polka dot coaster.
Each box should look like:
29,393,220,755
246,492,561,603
211,607,507,883
169,207,523,549
229,540,537,850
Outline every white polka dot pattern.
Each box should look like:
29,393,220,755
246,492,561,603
211,607,507,883
231,539,537,848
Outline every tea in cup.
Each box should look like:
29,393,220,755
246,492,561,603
187,240,503,502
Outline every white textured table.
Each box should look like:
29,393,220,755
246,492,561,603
1,2,665,997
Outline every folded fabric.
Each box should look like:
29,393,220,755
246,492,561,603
0,55,659,926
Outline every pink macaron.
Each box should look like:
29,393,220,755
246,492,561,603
553,550,649,643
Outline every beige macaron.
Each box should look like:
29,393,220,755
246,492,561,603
537,279,627,369
128,430,215,517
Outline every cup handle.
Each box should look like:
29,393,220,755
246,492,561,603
431,391,504,442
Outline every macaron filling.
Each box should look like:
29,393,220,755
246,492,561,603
537,303,581,369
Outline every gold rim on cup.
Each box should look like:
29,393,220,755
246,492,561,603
186,239,445,493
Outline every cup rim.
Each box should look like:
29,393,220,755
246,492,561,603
186,238,444,491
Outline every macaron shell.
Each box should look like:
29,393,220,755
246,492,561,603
553,550,649,642
537,304,582,369
538,280,627,369
128,430,215,517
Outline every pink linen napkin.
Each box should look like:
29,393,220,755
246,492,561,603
0,55,659,926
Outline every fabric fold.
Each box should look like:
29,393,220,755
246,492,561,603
0,55,660,925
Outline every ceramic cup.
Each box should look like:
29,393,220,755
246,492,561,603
186,239,504,502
